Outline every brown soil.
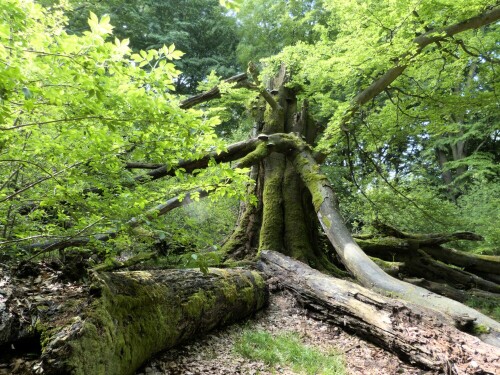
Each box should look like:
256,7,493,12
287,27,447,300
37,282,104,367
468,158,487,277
137,291,431,375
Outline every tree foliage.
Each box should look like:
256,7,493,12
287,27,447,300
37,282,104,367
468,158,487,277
62,0,240,93
1,0,499,261
0,0,250,258
254,0,499,252
236,0,331,66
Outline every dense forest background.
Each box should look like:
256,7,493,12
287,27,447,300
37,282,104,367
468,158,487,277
1,0,498,264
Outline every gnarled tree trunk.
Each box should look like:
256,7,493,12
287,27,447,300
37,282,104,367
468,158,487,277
211,64,500,346
222,65,345,277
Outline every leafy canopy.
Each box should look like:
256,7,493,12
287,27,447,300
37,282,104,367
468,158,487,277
0,0,251,256
251,0,499,250
62,0,241,93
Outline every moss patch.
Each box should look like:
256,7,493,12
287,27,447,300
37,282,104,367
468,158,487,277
259,154,285,251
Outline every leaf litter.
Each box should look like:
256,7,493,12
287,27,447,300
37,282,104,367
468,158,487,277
0,262,431,375
137,291,430,375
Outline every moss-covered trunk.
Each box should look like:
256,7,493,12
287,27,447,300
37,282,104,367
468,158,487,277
39,268,267,375
223,68,339,274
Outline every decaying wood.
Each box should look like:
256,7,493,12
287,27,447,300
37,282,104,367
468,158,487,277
38,267,266,375
259,250,500,374
357,222,500,277
403,250,500,293
403,277,500,303
285,136,500,346
423,246,500,276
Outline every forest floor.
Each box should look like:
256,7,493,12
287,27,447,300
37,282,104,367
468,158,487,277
136,291,431,375
1,261,431,375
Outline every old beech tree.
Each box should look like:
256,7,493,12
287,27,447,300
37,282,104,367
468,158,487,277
1,1,500,374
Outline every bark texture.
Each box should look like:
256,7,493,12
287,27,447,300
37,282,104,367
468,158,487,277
259,250,500,374
39,268,267,375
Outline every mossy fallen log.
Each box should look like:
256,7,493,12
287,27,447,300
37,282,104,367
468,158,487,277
39,268,267,375
259,250,500,373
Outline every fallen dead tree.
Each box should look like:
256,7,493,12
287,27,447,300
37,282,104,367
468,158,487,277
258,250,500,374
354,222,500,279
0,267,266,375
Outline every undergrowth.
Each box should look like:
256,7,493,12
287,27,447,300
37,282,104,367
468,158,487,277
234,329,346,375
466,296,500,322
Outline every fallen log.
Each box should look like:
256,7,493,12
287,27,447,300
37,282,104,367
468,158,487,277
259,250,500,374
289,143,500,346
354,224,500,276
423,247,500,276
402,250,500,293
403,277,500,303
37,268,266,375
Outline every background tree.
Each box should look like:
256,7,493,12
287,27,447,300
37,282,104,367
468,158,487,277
236,0,331,66
60,0,240,93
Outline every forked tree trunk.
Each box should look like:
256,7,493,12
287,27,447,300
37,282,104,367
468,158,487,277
223,66,344,276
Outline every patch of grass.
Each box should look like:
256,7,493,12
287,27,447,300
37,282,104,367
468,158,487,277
234,329,346,375
465,296,500,322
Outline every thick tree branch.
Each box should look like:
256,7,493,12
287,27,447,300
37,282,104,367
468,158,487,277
134,137,262,183
372,221,484,243
179,73,250,109
339,6,500,131
19,187,214,254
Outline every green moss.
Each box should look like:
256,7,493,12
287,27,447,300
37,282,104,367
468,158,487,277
33,318,56,351
41,272,185,374
216,269,267,310
59,272,183,375
183,290,216,318
237,142,270,168
292,153,329,211
322,217,331,229
370,257,402,271
41,269,268,375
473,324,490,334
282,164,312,260
259,155,285,251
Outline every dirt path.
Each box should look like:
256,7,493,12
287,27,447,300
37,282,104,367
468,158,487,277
137,291,430,375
